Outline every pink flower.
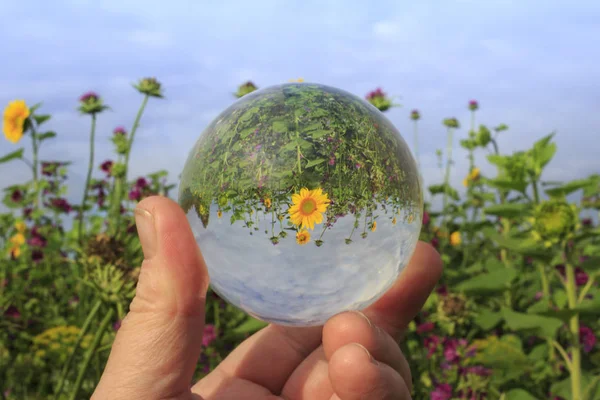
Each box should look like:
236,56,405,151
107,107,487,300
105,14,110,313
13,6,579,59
113,126,127,136
580,325,597,353
466,365,492,376
436,284,448,296
79,91,99,103
424,335,441,358
576,268,589,286
129,188,142,201
443,339,460,363
468,100,479,111
366,87,385,100
136,177,149,188
11,189,23,202
202,324,217,347
100,160,113,175
431,383,453,400
416,322,435,334
329,157,335,166
4,305,20,319
49,198,72,213
422,211,430,225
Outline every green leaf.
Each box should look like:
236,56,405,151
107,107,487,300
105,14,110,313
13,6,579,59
483,203,531,218
33,114,51,125
504,388,539,400
487,154,509,167
305,158,326,168
532,133,557,169
428,183,459,200
35,131,56,142
456,267,517,295
272,120,287,132
485,177,528,194
528,343,548,361
545,178,594,198
581,256,600,272
238,127,255,139
552,373,600,400
526,300,579,322
482,227,550,258
0,148,24,164
309,129,330,139
474,310,503,330
501,307,563,338
472,334,529,377
231,317,268,335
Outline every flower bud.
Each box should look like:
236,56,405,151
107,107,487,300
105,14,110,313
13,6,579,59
235,81,258,98
77,92,108,115
365,87,393,112
134,77,164,98
410,109,420,121
532,200,578,246
443,118,460,129
476,125,491,146
468,100,479,111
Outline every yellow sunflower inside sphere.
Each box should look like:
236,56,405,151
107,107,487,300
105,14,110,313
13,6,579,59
288,187,330,230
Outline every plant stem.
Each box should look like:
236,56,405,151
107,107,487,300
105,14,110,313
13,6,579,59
565,254,582,400
69,308,115,400
54,300,102,397
78,114,97,244
29,122,40,211
112,94,149,234
532,177,541,204
537,262,550,303
124,95,149,182
442,127,454,230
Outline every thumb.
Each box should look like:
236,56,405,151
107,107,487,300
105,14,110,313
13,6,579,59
93,196,210,400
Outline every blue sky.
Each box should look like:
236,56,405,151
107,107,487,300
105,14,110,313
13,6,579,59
0,0,598,212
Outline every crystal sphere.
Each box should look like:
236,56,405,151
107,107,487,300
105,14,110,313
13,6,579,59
179,83,423,326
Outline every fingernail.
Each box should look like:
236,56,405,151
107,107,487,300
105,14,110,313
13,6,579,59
351,310,373,328
352,343,378,365
134,208,157,259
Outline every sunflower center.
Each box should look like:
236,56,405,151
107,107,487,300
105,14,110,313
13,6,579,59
300,198,317,215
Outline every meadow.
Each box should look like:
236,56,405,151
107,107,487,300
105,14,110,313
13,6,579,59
1,78,599,400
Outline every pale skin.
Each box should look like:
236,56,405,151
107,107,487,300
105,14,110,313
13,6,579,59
92,196,443,400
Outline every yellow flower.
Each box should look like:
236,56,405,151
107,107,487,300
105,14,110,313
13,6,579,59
289,78,305,83
10,233,25,246
3,100,30,144
10,246,21,258
288,187,330,230
217,210,222,218
14,221,26,233
450,231,461,246
463,167,481,187
296,230,310,245
264,198,272,209
392,217,397,225
371,221,377,232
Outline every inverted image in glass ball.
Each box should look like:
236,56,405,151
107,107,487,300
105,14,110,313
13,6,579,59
179,83,423,327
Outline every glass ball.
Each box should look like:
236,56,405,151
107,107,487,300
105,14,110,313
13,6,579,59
179,83,423,327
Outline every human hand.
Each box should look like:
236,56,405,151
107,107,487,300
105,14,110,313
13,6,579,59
92,196,443,400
